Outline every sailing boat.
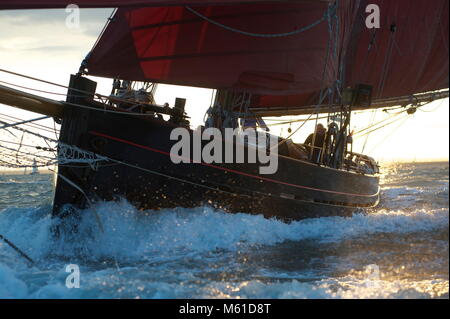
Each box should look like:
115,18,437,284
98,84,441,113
30,159,39,175
0,0,448,221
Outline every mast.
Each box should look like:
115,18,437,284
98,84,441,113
206,90,254,131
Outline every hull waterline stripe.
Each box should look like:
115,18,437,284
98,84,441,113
89,130,379,198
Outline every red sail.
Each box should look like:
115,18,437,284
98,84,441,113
256,0,449,109
2,0,448,109
0,1,330,9
85,2,342,100
346,0,449,99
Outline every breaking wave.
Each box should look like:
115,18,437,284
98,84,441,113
0,200,448,263
0,170,448,299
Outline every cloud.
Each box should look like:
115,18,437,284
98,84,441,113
0,8,113,48
22,45,79,52
0,8,114,25
0,8,114,84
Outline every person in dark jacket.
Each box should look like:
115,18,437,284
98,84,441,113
304,123,327,163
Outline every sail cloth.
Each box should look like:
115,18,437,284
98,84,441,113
87,0,449,109
346,0,449,99
1,0,448,110
84,2,348,100
0,1,332,9
254,0,450,109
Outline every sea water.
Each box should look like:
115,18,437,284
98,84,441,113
0,162,448,299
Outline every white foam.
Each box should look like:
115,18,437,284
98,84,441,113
0,263,28,298
1,200,447,263
0,200,448,298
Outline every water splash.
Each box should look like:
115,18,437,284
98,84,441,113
0,162,448,299
1,200,447,263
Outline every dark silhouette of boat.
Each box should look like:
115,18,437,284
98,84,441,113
0,0,448,223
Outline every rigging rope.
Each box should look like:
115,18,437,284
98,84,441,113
0,80,67,97
417,98,446,113
361,109,377,154
353,109,405,136
0,116,49,130
91,9,117,52
310,0,338,159
354,113,410,138
266,1,339,151
185,5,331,38
368,116,410,153
0,112,58,133
49,168,104,233
0,69,163,115
0,234,34,265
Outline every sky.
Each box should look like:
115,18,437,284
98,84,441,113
0,8,448,168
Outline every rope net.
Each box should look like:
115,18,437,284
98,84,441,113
0,114,105,171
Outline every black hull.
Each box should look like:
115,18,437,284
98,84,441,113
53,103,379,222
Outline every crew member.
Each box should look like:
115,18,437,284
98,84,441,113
304,123,327,163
